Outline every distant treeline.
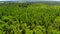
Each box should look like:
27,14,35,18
0,1,60,6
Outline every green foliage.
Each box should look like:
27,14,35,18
0,3,60,34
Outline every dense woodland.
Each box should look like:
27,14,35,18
0,3,60,34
